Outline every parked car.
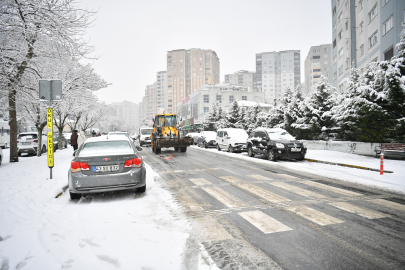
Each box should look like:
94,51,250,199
246,128,307,161
17,132,47,156
185,132,201,145
68,135,146,199
63,132,72,144
216,128,248,152
53,134,67,150
0,147,3,166
197,131,217,148
139,126,153,146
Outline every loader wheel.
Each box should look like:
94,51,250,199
180,147,187,153
156,148,161,154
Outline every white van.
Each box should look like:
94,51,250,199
138,126,153,146
0,120,10,149
216,128,248,153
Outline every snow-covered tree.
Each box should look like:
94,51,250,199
225,101,240,128
0,0,95,162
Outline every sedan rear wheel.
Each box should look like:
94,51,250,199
267,149,277,161
136,184,146,194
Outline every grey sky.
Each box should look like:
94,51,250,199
79,0,332,105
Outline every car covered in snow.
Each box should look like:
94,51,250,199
17,132,48,156
68,135,146,199
196,131,217,148
246,128,306,161
216,128,248,153
185,132,201,145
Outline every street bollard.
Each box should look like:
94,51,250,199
380,153,384,175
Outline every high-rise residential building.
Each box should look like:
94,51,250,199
255,50,301,104
140,83,157,124
332,0,405,93
304,44,333,95
224,70,256,92
109,101,139,133
166,48,220,114
156,71,167,111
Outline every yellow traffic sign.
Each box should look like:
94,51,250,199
47,108,54,168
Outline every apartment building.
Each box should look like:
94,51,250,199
140,83,157,125
332,0,405,92
176,83,265,124
156,71,167,111
109,100,139,133
224,70,256,92
304,44,333,95
255,50,301,104
166,48,220,114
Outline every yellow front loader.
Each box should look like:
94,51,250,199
151,112,193,154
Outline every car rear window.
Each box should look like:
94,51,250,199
80,141,133,155
140,129,153,135
18,134,38,139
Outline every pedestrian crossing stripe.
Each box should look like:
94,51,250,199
302,181,364,197
328,202,390,219
277,174,300,180
248,175,272,181
219,176,243,184
269,182,326,199
190,178,212,186
370,199,405,212
239,184,291,203
239,210,292,234
194,215,233,242
202,186,248,208
287,205,344,226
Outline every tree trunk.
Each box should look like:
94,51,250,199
8,86,19,162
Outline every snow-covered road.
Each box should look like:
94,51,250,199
0,148,217,270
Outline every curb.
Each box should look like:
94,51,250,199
305,158,394,173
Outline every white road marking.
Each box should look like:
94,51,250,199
277,174,299,180
302,181,364,197
269,182,326,199
190,178,212,186
219,176,243,184
202,187,248,208
329,202,390,219
249,175,272,181
239,184,291,203
195,215,233,242
370,199,405,212
287,205,344,226
239,210,292,234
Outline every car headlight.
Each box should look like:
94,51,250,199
276,143,285,149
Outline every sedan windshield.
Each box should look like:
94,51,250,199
141,129,153,135
80,141,133,155
18,134,37,139
269,131,295,141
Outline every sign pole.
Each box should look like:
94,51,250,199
47,86,54,179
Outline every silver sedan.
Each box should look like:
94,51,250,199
68,135,146,199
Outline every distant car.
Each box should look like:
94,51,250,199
197,131,217,148
17,132,47,156
68,135,146,200
138,127,153,146
185,132,201,145
246,128,306,161
0,147,3,166
216,128,248,153
53,134,67,150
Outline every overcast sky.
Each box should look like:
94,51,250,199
78,0,332,105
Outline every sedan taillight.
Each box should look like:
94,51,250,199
124,158,142,168
33,140,38,143
71,161,90,172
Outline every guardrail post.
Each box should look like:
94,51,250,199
380,153,384,175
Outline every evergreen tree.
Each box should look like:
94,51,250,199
226,101,240,128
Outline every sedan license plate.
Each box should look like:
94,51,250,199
22,142,31,145
94,165,119,172
291,148,301,152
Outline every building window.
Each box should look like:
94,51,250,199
383,0,390,6
384,47,394,60
338,11,343,23
333,39,337,48
359,21,364,33
369,5,378,23
339,65,343,76
383,15,393,36
345,21,348,30
203,94,209,103
242,96,247,101
369,31,378,48
204,107,209,113
346,58,350,69
339,48,344,58
216,95,222,103
333,72,337,81
338,29,343,40
360,44,364,56
359,0,363,11
229,95,234,103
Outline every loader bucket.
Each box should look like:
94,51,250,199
156,137,193,148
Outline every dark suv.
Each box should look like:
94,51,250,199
246,128,306,161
